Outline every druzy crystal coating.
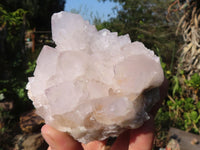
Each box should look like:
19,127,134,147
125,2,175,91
26,11,164,143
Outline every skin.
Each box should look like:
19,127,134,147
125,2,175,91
41,78,168,150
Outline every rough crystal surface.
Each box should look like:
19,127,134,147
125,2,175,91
26,11,164,143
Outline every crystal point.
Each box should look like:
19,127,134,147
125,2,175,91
27,11,164,143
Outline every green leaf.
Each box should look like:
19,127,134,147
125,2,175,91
197,102,200,109
17,88,25,99
172,76,180,96
190,111,198,121
185,73,200,89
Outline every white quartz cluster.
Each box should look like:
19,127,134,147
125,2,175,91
26,11,164,143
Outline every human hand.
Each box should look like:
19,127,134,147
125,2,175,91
41,78,168,150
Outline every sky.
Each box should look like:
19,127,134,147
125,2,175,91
64,0,121,23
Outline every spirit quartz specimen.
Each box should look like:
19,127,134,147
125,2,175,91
26,11,164,143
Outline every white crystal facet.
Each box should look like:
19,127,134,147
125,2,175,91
26,11,164,143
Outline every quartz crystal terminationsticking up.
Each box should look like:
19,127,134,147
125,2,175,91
26,11,164,143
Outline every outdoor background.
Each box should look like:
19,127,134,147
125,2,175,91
0,0,200,149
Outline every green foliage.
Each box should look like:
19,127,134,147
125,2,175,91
0,6,34,114
154,61,200,147
1,0,65,30
25,61,36,75
0,7,27,48
172,75,181,96
0,0,63,148
0,61,36,103
185,73,200,90
0,7,26,24
156,71,200,137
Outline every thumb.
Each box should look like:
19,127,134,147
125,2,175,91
41,124,83,150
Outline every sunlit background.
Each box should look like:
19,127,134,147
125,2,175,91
64,0,121,22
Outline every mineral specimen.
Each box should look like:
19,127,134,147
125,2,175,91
26,11,164,143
